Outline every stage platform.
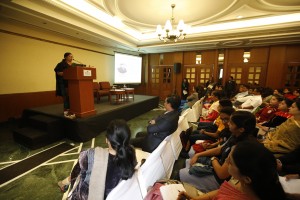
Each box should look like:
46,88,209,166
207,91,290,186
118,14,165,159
18,95,159,144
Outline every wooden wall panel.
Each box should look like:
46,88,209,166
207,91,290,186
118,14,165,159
0,91,62,122
149,54,160,66
202,50,216,64
250,47,269,63
183,51,196,65
265,46,287,89
227,49,244,64
286,45,300,62
161,53,174,65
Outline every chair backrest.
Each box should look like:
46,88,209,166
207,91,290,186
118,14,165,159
106,171,143,200
178,115,189,132
138,140,167,198
192,98,204,121
99,81,111,90
160,136,176,178
185,108,196,122
169,127,183,160
93,82,100,90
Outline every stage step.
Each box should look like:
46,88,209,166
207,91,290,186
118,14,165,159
13,115,64,149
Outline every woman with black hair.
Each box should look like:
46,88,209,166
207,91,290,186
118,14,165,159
58,119,137,199
182,78,190,100
178,140,286,200
54,52,75,119
179,111,257,193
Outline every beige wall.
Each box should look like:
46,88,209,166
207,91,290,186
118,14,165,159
0,18,119,94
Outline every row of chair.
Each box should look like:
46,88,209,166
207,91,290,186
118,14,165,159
106,115,191,200
93,82,111,103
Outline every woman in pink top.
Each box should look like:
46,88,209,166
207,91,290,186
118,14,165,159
177,141,286,200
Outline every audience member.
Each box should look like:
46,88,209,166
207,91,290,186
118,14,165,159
232,84,250,102
58,119,137,199
237,87,263,112
188,107,235,158
255,94,282,123
200,90,224,122
257,98,293,129
283,88,293,99
189,100,233,143
179,111,257,193
177,141,286,200
130,94,181,152
260,86,274,107
186,86,202,108
263,99,300,156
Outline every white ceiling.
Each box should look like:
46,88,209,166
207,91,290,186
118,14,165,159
1,0,300,54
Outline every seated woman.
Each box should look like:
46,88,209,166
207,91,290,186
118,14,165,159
179,111,257,193
58,119,137,199
178,140,286,200
263,99,300,156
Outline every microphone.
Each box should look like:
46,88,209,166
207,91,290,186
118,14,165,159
73,59,86,67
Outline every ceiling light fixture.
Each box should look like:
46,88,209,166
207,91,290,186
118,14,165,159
156,4,186,42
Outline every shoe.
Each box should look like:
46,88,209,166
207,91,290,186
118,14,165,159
58,181,69,193
64,112,76,119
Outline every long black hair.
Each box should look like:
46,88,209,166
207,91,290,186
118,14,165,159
106,119,136,180
232,141,286,200
230,111,257,141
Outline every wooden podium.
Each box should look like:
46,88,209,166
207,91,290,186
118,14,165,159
64,66,96,118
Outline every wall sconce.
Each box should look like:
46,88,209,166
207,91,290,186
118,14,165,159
218,53,224,64
196,53,202,64
243,51,250,63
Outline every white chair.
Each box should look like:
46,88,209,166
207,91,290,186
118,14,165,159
135,148,150,166
192,98,204,121
185,108,196,122
160,135,176,178
179,114,189,132
169,127,183,160
106,171,143,200
138,140,167,198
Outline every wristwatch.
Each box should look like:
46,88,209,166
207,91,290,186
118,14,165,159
211,156,217,161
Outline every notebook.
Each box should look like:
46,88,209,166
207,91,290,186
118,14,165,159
160,184,186,200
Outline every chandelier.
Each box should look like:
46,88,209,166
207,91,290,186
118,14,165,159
156,4,186,42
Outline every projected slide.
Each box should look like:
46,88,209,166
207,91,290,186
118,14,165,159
114,53,142,84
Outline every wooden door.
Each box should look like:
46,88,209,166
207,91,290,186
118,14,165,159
149,65,174,100
183,64,214,91
161,65,174,100
227,63,267,85
149,66,160,97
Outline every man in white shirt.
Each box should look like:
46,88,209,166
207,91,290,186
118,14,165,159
237,87,263,112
